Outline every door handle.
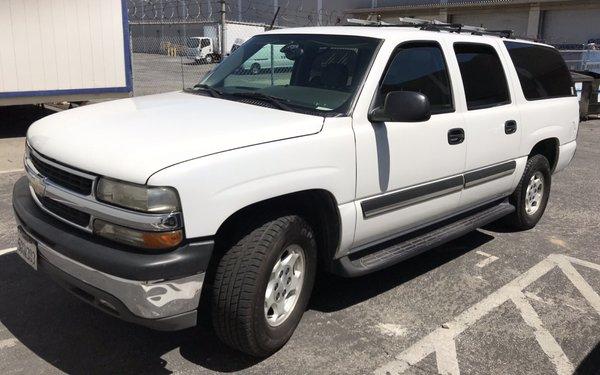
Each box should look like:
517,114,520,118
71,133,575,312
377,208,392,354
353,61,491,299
505,120,518,134
448,128,465,145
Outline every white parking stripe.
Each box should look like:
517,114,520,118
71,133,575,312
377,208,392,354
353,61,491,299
511,292,574,375
0,168,24,175
375,254,600,375
475,250,499,268
434,332,460,375
554,256,600,314
0,248,17,256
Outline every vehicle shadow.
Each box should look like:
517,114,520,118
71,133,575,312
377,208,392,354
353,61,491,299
576,341,600,375
0,230,494,374
310,230,495,313
0,105,54,139
0,253,260,374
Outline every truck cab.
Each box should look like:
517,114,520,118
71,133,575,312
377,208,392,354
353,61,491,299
13,25,578,358
187,36,217,64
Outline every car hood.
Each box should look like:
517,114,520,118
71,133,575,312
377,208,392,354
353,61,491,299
27,92,324,184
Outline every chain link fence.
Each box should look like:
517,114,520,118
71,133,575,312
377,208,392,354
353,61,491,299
128,0,349,96
127,0,600,97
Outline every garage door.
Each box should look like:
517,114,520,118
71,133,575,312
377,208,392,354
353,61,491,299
543,9,600,45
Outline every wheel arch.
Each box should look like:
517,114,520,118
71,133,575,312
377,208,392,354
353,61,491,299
529,138,559,173
212,189,342,272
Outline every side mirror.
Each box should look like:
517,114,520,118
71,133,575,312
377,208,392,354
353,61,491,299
369,91,431,123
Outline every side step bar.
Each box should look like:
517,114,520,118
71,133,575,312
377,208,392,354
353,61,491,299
332,201,515,277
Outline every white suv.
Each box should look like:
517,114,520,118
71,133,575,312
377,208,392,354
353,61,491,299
13,25,578,357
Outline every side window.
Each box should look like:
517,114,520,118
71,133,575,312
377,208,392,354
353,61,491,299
454,43,510,110
378,42,454,114
504,41,574,100
200,38,210,48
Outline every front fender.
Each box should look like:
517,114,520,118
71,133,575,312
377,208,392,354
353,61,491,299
147,118,356,239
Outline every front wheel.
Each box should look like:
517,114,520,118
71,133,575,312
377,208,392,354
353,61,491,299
204,55,213,64
211,214,317,357
505,154,551,230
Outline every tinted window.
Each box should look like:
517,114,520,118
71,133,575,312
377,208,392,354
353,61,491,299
454,43,510,110
379,42,453,114
504,41,573,100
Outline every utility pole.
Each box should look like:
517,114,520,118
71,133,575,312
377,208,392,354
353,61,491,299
220,0,227,56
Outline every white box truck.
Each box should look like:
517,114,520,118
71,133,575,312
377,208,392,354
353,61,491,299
0,0,132,106
185,22,266,64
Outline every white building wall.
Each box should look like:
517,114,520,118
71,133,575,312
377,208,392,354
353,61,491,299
451,10,529,38
542,8,600,44
0,0,128,94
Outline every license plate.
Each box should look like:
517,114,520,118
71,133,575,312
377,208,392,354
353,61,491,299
17,228,38,270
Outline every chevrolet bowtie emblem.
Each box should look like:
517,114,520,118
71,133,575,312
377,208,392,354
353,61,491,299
29,174,46,198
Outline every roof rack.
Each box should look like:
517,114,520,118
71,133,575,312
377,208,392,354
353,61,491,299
346,16,514,39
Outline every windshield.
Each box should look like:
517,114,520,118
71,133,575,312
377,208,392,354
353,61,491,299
187,38,200,48
199,34,381,115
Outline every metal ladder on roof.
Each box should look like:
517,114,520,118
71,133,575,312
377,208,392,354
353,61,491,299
346,16,514,39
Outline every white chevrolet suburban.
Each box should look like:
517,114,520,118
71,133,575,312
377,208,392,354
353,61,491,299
13,25,578,357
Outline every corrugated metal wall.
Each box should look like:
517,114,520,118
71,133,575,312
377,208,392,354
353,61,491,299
0,0,128,94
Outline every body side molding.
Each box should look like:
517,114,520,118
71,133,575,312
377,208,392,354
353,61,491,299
464,160,517,188
360,160,518,219
361,176,464,218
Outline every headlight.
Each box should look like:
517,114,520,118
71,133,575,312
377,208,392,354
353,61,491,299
93,220,183,250
96,178,180,213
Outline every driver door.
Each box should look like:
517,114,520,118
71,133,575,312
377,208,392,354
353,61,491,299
352,40,467,248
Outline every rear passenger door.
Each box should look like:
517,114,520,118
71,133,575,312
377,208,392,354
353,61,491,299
453,41,522,208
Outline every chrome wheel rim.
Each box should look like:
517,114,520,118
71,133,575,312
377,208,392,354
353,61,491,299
264,244,305,327
525,171,544,215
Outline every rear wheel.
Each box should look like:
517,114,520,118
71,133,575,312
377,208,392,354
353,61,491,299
505,154,551,230
211,214,317,357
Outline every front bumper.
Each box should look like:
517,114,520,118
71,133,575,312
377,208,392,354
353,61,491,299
12,176,214,331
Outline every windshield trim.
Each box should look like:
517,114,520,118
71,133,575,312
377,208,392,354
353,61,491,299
200,34,384,117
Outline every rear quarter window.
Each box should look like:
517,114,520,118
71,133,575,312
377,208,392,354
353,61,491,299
504,41,574,100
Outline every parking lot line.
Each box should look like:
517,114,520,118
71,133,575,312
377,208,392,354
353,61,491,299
475,250,499,268
0,248,17,256
511,292,574,375
375,254,600,375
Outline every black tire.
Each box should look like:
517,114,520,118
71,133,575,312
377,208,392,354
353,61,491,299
204,55,213,64
211,214,317,357
505,154,551,230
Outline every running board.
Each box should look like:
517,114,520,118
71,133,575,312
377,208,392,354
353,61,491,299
332,201,515,277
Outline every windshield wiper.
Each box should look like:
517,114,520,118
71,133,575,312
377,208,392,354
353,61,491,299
228,91,293,111
187,84,223,98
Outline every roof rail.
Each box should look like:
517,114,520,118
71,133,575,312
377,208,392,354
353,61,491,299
346,16,514,39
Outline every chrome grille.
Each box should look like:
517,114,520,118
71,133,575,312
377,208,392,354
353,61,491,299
29,151,94,195
25,145,183,234
39,196,91,227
